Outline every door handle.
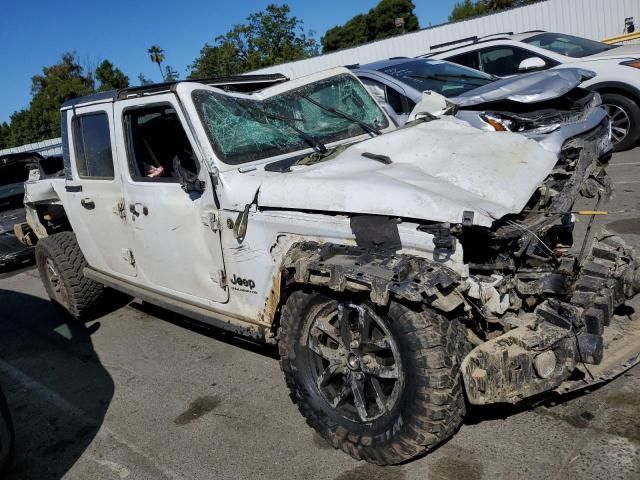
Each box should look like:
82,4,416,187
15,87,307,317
129,203,149,216
80,198,95,210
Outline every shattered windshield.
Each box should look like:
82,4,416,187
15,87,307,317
193,74,388,165
379,60,494,98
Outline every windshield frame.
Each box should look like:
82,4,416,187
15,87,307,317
190,73,390,167
522,32,616,58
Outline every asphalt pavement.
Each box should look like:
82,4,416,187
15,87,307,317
1,148,640,480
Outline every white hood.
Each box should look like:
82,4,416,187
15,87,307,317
256,118,557,227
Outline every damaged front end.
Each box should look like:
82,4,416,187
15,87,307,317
455,122,640,405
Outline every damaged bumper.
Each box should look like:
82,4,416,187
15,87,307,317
462,231,640,405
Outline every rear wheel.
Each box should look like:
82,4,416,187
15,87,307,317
35,232,106,321
279,290,469,465
601,93,640,151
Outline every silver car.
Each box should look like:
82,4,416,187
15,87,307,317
352,58,611,159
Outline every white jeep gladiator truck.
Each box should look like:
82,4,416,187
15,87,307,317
15,68,640,464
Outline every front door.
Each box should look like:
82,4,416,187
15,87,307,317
113,95,228,306
64,104,136,278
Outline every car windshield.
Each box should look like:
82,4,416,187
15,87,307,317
523,32,616,58
377,60,494,97
192,74,388,165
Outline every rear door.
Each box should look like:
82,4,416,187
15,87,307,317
64,104,136,278
113,94,228,306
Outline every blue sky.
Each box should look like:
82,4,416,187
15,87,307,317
0,1,457,124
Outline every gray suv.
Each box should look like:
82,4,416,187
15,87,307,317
352,57,611,159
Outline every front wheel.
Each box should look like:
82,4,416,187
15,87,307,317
278,290,469,465
601,93,640,151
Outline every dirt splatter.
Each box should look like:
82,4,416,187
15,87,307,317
173,395,220,425
312,432,333,451
430,454,483,480
606,218,640,235
334,464,405,480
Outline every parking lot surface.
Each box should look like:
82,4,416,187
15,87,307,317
1,148,640,480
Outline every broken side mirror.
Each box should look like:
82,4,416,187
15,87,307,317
233,203,250,243
519,57,547,72
173,157,205,195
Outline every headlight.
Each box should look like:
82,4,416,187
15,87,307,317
621,59,640,69
480,112,514,132
526,123,561,135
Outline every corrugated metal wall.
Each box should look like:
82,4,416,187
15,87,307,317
251,0,640,79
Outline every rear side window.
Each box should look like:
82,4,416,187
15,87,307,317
447,51,480,70
73,112,114,179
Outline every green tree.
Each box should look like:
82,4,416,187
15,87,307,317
483,0,513,11
0,122,11,149
95,59,130,91
449,0,537,21
148,45,166,81
27,52,94,141
189,4,319,78
321,0,419,53
1,53,128,148
449,0,486,21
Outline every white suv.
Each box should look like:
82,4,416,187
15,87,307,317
425,31,640,151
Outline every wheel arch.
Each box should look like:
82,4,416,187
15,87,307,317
267,240,468,339
589,81,640,104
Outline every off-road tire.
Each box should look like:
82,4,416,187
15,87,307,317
279,290,469,465
0,386,14,476
601,93,640,152
35,232,106,321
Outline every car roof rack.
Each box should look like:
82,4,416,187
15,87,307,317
429,32,514,51
419,32,516,59
519,29,547,34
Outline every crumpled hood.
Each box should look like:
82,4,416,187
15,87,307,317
257,118,557,227
451,68,595,107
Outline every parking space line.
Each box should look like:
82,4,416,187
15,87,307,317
613,181,640,185
0,359,185,480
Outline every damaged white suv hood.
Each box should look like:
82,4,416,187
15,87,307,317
256,118,557,227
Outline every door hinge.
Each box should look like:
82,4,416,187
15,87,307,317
113,199,127,220
202,211,221,233
212,270,227,287
121,248,135,266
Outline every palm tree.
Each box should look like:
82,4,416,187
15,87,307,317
148,45,165,81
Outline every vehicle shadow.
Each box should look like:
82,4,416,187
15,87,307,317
0,288,114,480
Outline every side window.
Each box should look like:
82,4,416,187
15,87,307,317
360,78,387,105
447,51,480,70
123,105,198,182
384,86,405,114
479,46,546,76
73,112,114,179
360,77,407,115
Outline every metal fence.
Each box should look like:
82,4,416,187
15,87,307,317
251,0,640,79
